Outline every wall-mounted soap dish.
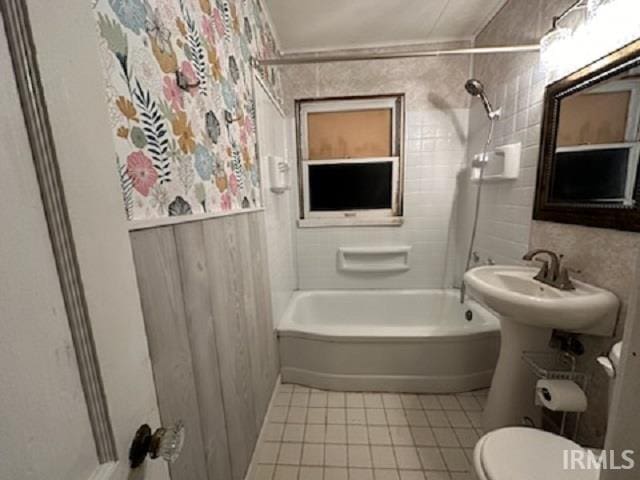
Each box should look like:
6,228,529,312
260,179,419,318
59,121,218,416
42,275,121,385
268,155,290,194
471,142,521,182
337,246,411,273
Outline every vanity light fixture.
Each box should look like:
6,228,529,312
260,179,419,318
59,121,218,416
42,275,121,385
539,24,573,70
587,0,613,20
540,0,640,74
539,0,587,69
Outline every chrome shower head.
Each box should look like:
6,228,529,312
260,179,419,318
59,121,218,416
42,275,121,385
465,79,500,120
465,79,485,97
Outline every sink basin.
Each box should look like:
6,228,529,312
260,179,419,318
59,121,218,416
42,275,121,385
464,265,620,432
464,265,619,336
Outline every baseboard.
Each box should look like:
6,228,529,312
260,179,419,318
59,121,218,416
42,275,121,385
280,367,493,393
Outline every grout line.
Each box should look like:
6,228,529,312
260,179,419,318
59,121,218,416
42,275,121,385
256,383,490,479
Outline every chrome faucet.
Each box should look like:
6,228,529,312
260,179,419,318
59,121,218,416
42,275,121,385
522,249,575,290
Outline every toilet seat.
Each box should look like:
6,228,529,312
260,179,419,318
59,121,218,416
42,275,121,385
474,427,600,480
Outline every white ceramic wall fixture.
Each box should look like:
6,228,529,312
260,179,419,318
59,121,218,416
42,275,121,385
464,265,620,431
465,266,620,336
278,290,500,392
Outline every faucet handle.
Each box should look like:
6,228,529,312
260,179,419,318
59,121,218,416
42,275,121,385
533,259,550,282
557,267,576,290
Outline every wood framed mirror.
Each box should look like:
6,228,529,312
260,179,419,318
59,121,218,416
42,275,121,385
534,38,640,231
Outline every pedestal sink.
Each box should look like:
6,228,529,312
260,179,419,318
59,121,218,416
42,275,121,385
464,265,619,431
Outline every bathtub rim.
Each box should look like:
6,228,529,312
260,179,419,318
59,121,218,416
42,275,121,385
277,288,501,343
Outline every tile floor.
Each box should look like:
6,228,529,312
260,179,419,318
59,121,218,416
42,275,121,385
251,383,488,480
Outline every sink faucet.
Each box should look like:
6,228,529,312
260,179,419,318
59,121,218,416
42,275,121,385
522,249,575,290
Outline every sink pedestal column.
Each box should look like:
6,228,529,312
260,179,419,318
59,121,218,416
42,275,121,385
483,316,553,432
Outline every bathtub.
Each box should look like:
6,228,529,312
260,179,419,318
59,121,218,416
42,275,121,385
277,289,500,393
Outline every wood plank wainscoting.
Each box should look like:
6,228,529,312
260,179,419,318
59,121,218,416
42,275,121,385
130,211,280,480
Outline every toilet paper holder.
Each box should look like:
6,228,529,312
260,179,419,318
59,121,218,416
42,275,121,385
522,350,590,440
522,350,588,387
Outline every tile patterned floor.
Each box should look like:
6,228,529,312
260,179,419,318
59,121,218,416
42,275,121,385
251,383,488,480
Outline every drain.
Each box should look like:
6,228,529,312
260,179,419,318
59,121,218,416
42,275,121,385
465,310,473,321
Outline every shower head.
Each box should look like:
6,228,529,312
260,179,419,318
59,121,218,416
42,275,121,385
465,79,500,120
465,79,485,96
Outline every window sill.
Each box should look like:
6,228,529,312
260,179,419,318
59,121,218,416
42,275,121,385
297,217,404,228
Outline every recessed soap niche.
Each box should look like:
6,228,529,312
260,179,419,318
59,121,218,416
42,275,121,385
471,142,522,182
337,246,411,273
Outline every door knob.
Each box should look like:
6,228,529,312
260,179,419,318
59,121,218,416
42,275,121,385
129,421,185,469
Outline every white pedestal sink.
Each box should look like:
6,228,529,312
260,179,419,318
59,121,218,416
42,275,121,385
464,266,619,432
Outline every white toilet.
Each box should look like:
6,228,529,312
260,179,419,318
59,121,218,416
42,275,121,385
473,342,622,480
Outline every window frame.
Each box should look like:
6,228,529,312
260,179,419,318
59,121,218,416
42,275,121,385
554,143,640,205
302,156,400,219
553,79,640,206
295,94,405,227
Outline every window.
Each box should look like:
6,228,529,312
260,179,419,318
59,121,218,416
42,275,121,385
551,145,640,203
554,77,640,205
296,95,404,226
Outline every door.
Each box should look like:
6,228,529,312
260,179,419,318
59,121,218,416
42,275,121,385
0,3,169,479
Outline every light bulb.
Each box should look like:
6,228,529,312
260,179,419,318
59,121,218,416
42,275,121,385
540,26,572,70
541,0,640,80
587,0,612,21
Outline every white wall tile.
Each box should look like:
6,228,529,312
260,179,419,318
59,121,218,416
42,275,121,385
256,83,297,324
291,109,469,290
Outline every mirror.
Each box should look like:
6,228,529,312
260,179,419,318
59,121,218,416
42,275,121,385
534,39,640,231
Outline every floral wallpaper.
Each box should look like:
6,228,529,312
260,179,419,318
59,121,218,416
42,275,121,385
92,0,281,220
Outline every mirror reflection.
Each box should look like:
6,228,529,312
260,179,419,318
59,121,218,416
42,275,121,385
552,67,640,205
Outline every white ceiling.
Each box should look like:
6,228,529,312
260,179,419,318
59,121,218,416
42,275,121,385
263,0,508,54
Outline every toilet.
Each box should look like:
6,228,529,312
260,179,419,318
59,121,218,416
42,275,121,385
473,342,623,480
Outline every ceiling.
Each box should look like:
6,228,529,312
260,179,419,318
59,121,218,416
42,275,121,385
263,0,508,54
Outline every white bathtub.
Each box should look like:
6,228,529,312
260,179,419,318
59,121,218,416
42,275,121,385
277,289,500,393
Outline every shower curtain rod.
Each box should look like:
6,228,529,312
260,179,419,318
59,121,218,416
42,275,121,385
257,44,540,66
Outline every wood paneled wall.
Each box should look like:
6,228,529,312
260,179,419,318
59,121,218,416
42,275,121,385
130,211,279,480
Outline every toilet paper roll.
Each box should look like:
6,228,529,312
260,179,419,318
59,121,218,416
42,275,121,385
536,379,587,412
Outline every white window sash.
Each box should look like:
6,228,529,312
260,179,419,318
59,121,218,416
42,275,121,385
297,95,404,222
299,97,399,162
302,157,400,219
555,142,640,205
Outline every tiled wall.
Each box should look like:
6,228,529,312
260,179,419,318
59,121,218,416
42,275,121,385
280,44,472,289
255,79,298,322
463,0,640,447
454,0,557,275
